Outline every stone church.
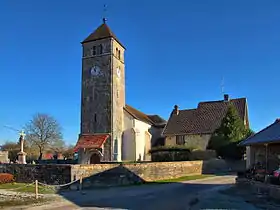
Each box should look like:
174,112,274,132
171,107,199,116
74,19,166,164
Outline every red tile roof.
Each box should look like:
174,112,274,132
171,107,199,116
163,98,247,135
74,134,109,152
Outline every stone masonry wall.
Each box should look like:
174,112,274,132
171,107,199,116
0,160,245,185
165,134,211,150
71,161,203,182
0,164,71,184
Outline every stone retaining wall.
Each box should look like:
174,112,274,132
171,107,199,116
0,159,245,185
0,164,71,184
71,161,203,182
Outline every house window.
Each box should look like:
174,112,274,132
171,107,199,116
92,46,96,56
113,138,118,160
176,135,185,145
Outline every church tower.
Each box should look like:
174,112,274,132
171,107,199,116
80,19,125,161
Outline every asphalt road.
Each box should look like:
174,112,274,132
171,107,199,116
27,175,236,210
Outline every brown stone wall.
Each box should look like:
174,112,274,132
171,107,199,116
72,161,203,182
111,39,125,161
81,38,112,135
0,164,71,184
0,160,245,186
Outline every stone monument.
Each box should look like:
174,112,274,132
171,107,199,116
17,130,27,164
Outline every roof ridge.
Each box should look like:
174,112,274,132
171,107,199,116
199,97,246,104
179,108,197,112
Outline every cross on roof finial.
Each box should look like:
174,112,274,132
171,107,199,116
103,4,108,23
19,130,26,137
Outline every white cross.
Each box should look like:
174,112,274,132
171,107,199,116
19,130,26,138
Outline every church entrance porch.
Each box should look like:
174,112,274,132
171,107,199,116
74,134,109,164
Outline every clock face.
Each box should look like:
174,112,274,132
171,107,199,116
90,65,100,76
116,67,121,78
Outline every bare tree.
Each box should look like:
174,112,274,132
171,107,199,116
24,113,63,160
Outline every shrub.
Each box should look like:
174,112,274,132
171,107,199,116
149,146,192,162
149,145,194,154
0,173,14,184
191,150,217,160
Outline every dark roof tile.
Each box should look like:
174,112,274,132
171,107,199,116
163,98,247,135
240,119,280,146
124,105,166,126
81,23,124,48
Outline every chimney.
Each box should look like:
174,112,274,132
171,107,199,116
224,94,229,102
172,105,179,115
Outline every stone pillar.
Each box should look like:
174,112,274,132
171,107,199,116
17,131,27,164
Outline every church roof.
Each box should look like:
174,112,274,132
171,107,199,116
124,105,166,127
81,23,124,48
163,97,248,136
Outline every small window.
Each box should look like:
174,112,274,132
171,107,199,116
92,46,96,55
94,114,97,122
116,47,118,56
113,138,118,160
97,44,103,54
176,135,185,145
118,50,121,59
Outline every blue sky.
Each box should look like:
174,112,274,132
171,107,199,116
1,0,280,145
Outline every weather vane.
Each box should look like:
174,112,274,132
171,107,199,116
103,4,108,23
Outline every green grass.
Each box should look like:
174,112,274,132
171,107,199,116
153,174,215,183
0,182,56,194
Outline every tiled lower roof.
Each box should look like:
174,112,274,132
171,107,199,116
74,134,109,152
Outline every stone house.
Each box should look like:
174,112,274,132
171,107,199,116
240,119,280,171
162,94,249,150
74,19,166,164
